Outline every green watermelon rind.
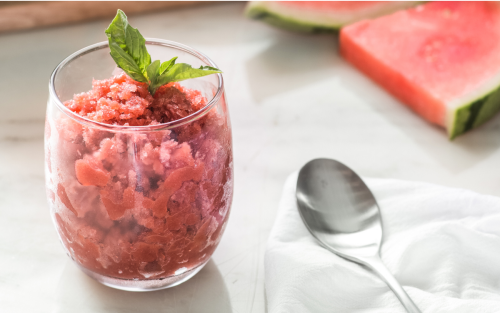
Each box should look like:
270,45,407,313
450,87,500,139
245,2,341,33
245,1,423,34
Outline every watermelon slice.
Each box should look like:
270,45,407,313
341,1,500,139
245,1,420,33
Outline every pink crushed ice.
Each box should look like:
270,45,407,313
46,73,233,279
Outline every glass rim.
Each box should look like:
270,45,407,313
49,38,224,132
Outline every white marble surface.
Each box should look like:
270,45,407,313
1,2,500,312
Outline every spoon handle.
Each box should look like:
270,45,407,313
361,256,421,313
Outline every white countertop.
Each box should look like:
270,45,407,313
1,2,500,312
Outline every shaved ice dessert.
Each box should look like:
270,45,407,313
45,10,232,290
46,71,232,286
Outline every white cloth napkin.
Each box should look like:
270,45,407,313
265,172,500,313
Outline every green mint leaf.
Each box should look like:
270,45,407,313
199,65,220,71
148,63,222,95
109,41,148,83
105,10,222,96
159,57,178,75
146,60,161,95
158,63,222,83
105,10,128,50
105,10,150,82
124,25,151,73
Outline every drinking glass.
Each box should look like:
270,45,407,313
44,39,233,291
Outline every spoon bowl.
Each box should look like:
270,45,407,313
296,159,382,259
296,158,420,313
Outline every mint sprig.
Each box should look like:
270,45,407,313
147,59,222,95
105,10,222,95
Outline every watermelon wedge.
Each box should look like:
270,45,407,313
245,1,420,33
341,1,500,139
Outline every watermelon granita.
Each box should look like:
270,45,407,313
45,11,232,290
245,1,420,33
46,71,232,283
341,1,500,139
46,71,232,285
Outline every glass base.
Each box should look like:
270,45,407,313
78,259,210,292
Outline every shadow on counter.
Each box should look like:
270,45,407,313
53,259,232,313
245,32,340,103
339,65,500,174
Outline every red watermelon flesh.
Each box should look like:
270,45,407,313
341,1,500,138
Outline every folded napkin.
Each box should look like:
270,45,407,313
265,172,500,313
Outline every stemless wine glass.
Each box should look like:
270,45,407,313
44,39,233,291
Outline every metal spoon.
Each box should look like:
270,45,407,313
296,158,421,313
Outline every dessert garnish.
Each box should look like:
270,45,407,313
105,10,221,96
